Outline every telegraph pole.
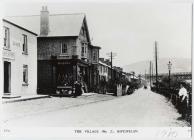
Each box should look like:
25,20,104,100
111,52,113,80
151,61,154,84
149,61,152,88
106,52,117,81
190,4,193,137
191,3,193,76
192,3,193,52
155,41,158,92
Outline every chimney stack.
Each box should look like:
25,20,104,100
40,6,49,36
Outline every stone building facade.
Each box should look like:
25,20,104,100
37,7,100,93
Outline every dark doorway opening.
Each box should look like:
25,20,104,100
4,61,11,93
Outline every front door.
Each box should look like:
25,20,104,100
4,61,11,93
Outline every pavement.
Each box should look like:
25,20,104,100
82,92,97,96
2,92,98,104
2,94,50,104
2,88,189,127
2,93,116,122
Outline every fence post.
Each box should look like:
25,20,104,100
116,84,122,96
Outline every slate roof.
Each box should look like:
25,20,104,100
5,13,86,37
3,19,38,36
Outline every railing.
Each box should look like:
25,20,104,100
146,72,192,80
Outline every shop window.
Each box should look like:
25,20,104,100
4,27,10,49
22,34,28,54
23,65,28,85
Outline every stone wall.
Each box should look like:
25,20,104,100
37,37,77,60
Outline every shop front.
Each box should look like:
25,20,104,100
55,59,89,96
38,57,89,96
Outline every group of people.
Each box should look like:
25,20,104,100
72,81,87,98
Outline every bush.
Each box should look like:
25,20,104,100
156,75,192,124
160,75,191,92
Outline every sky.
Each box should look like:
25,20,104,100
2,0,193,67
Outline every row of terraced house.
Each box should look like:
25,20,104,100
2,6,131,98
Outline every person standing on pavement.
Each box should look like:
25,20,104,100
73,81,82,98
178,83,188,119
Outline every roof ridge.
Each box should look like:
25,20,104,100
50,13,85,16
5,13,85,18
5,15,39,18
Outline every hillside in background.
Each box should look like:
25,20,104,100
123,58,191,75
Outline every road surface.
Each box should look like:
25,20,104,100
2,88,189,127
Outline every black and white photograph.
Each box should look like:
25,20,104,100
0,0,192,139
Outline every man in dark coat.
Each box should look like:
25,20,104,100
73,81,82,98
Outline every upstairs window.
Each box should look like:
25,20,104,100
22,34,28,54
4,27,10,49
81,46,84,57
23,65,28,85
81,42,87,58
85,45,87,53
93,51,97,62
61,43,68,54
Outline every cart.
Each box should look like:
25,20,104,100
55,86,74,97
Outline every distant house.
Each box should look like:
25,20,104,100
98,59,110,82
6,6,101,94
2,19,37,98
113,66,123,82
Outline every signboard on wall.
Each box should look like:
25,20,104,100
13,41,20,47
3,49,15,60
57,61,71,65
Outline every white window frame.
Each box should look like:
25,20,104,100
85,44,87,53
22,34,28,55
4,26,10,49
81,45,84,57
81,42,88,58
61,43,68,54
23,65,28,86
93,51,97,62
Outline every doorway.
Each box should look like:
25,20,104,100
4,61,11,93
